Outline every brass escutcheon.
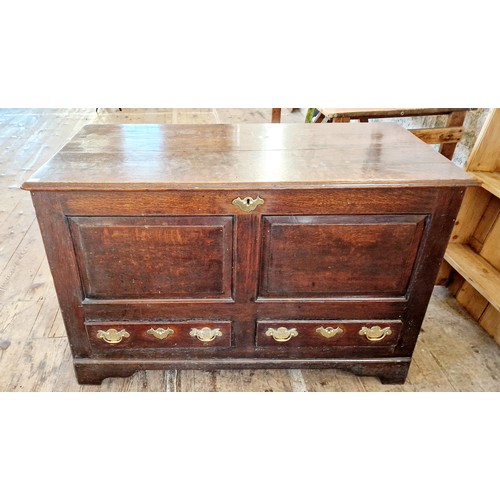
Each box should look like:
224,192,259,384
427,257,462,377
146,327,174,340
96,328,130,344
189,327,223,342
316,326,343,338
232,196,264,212
265,327,299,342
359,325,392,342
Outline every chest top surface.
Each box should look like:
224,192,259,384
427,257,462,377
22,123,475,191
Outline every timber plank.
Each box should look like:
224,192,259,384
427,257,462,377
0,299,44,391
177,369,294,392
8,337,68,391
47,310,66,338
448,187,491,245
97,370,171,392
0,197,37,274
479,212,500,269
426,288,500,391
473,172,500,199
301,369,366,392
0,222,45,303
403,334,458,392
445,243,500,312
479,306,500,346
412,126,463,144
466,109,500,172
456,282,489,321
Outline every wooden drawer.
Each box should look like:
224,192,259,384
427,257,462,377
86,321,232,350
256,320,402,348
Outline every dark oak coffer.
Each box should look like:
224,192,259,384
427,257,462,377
22,123,475,385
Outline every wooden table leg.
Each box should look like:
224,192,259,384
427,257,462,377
439,110,467,160
271,108,282,123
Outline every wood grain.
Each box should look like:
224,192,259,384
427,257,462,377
412,126,463,144
466,109,500,172
1,108,498,391
21,123,475,191
446,108,500,345
318,108,471,119
439,110,467,159
316,108,471,160
455,282,489,320
479,306,500,344
20,114,474,385
69,215,233,300
448,187,491,245
23,121,472,385
469,195,500,252
259,214,425,297
445,243,500,311
473,172,500,199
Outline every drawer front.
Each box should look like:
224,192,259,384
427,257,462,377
86,321,232,350
256,320,402,348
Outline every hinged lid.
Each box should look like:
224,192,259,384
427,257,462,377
22,123,476,191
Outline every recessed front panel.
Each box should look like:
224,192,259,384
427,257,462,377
259,215,426,298
69,216,233,300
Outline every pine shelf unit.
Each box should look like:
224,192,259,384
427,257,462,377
472,172,500,199
446,243,500,312
444,109,500,344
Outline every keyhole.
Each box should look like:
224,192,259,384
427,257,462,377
245,198,251,205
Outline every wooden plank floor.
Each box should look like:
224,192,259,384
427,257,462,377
1,108,499,392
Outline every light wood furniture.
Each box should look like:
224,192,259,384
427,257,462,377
312,108,472,160
444,108,500,344
271,108,296,123
22,123,474,385
271,108,282,123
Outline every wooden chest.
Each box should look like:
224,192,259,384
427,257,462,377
22,123,475,384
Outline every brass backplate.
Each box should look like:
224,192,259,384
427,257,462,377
265,327,299,342
232,196,264,212
316,326,343,338
146,327,174,340
96,328,130,344
359,326,392,342
189,327,223,342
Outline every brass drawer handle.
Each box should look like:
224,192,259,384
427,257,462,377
265,327,299,342
189,327,223,342
316,326,343,338
96,328,130,344
359,326,392,342
232,196,264,212
146,327,174,340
